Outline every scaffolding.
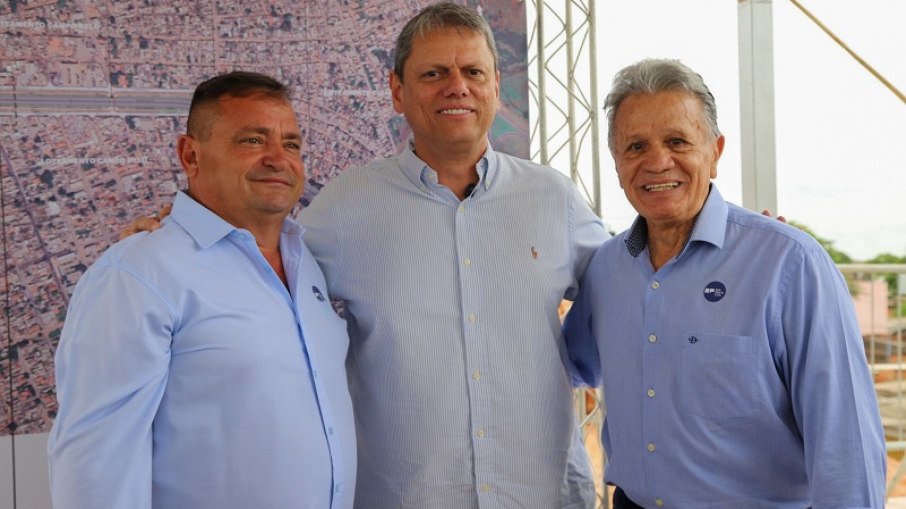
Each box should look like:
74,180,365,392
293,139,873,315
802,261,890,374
526,0,602,218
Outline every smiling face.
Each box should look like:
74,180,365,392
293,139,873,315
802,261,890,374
612,90,725,233
178,92,304,230
390,27,500,163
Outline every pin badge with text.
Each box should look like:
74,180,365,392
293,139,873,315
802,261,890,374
703,281,726,302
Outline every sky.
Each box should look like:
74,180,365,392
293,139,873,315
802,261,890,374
592,0,905,261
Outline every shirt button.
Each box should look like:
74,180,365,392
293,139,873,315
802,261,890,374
477,429,485,438
458,203,465,213
464,258,472,266
651,281,660,289
472,371,481,380
647,388,655,398
647,442,656,452
328,427,334,435
480,483,491,493
648,334,657,343
335,485,341,493
655,499,664,507
468,313,476,323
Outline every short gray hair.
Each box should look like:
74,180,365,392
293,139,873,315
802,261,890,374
604,58,721,153
393,1,498,80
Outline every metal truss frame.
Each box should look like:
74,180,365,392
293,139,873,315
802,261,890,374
526,4,607,506
526,0,602,218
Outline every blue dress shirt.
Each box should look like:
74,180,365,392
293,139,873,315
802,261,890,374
564,185,886,508
300,140,609,508
48,191,356,509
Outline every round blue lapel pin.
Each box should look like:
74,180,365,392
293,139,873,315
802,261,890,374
703,281,726,302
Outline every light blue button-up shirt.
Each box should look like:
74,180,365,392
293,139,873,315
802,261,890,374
565,185,886,508
48,191,356,509
300,141,609,508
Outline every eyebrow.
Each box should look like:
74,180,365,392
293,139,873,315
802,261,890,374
237,126,303,141
418,59,491,70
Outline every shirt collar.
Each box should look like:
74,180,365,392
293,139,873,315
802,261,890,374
398,135,497,194
170,191,303,250
623,184,728,257
688,184,728,249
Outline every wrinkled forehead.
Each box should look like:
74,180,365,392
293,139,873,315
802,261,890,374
616,91,705,127
215,91,293,112
200,93,298,138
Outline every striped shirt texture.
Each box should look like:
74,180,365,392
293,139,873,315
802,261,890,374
300,141,609,508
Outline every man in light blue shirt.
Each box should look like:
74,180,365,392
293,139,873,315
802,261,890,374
300,3,607,507
564,58,886,508
48,71,356,509
118,4,608,506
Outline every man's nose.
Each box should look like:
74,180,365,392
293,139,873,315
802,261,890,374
643,144,676,172
443,70,469,97
262,142,292,170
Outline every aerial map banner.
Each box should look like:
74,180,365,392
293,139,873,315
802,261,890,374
0,0,528,436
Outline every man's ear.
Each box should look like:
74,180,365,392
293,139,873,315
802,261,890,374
495,70,500,103
177,134,199,178
390,71,404,114
711,135,725,179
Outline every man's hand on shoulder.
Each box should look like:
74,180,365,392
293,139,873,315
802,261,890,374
119,204,172,240
761,209,787,224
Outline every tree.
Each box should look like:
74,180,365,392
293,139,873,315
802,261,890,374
789,221,858,295
789,221,853,264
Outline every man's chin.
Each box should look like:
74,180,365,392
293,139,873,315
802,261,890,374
433,130,488,148
254,197,301,216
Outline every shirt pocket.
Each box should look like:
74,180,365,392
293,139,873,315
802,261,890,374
680,332,758,429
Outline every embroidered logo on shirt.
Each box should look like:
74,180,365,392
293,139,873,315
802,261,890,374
688,336,699,344
531,246,538,259
312,286,326,302
703,281,726,302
